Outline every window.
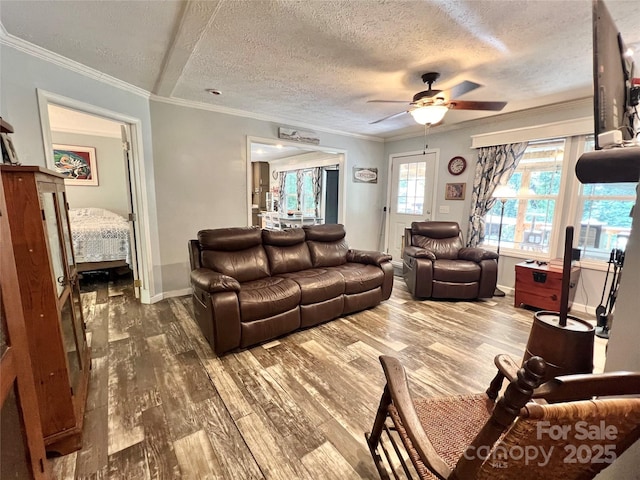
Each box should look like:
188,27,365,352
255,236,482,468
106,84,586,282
283,173,298,212
575,138,636,260
484,139,565,253
282,169,320,215
396,161,426,215
482,133,638,263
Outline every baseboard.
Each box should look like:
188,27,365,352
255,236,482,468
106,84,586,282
149,287,192,303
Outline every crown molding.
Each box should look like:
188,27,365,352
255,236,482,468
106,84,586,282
0,25,150,99
1,22,385,143
149,94,385,143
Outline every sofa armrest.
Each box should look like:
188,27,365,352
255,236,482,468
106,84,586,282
403,245,436,260
190,268,241,293
458,247,498,263
347,249,392,266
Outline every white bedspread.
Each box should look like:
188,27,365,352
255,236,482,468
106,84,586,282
69,208,131,265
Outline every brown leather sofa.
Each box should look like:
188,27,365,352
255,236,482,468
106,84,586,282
402,221,498,299
189,224,393,355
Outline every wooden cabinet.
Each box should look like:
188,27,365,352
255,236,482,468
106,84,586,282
251,161,270,210
515,261,581,311
1,167,53,478
1,165,90,456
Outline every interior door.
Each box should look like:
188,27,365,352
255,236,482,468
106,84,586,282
121,125,141,299
388,153,437,263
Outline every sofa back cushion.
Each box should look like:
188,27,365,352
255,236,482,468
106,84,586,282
263,229,312,274
198,227,270,282
411,222,463,260
304,224,348,267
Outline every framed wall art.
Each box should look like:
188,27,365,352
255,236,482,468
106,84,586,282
445,182,466,200
51,144,99,186
1,133,20,165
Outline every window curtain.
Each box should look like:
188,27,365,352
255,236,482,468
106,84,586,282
296,170,304,211
311,167,322,217
466,142,529,247
278,172,287,212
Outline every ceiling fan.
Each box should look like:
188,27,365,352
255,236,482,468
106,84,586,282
368,72,507,125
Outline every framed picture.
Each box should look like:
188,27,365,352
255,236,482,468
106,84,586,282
445,182,466,200
1,133,19,165
51,144,98,186
278,127,320,145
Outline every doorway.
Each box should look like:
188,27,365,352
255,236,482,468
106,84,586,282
324,169,339,224
246,136,347,227
37,90,148,302
386,151,439,265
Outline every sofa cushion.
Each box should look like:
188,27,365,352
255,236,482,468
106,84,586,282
329,262,384,294
201,246,270,283
263,229,312,274
278,268,344,304
432,259,481,283
412,235,463,260
199,227,262,251
238,277,301,322
198,227,270,282
304,224,346,242
307,239,348,267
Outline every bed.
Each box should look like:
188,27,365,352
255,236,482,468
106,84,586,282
68,207,131,273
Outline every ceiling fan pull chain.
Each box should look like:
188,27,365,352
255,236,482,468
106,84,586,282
423,124,430,155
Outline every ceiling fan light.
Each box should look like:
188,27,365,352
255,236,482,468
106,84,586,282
410,105,449,125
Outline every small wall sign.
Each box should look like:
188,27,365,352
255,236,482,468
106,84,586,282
353,167,378,183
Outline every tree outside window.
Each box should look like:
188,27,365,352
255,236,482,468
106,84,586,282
575,138,636,260
482,134,637,263
484,139,565,253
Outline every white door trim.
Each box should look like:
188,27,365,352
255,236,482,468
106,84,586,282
245,136,348,226
36,89,154,303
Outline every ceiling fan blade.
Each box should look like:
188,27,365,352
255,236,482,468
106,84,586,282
449,100,507,111
367,100,410,104
447,80,482,99
369,110,408,124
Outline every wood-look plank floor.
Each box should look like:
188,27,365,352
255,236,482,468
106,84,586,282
52,274,604,479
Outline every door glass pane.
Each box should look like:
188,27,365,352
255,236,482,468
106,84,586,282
61,296,80,389
58,191,75,270
41,192,66,296
70,283,86,370
1,383,32,479
397,161,426,215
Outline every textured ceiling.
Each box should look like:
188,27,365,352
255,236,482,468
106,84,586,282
2,0,640,139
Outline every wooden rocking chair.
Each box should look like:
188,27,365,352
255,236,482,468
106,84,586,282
366,355,640,480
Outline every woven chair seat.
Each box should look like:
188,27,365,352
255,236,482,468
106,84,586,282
367,355,640,480
389,393,494,479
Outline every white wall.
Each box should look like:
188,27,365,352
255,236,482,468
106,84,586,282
595,186,639,480
51,131,129,217
0,44,162,299
149,99,386,292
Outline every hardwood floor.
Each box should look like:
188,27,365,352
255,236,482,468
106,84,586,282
52,275,602,479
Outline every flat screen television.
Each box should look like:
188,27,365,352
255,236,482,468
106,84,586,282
592,0,636,149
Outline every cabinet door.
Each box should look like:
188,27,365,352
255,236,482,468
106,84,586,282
39,189,67,297
70,281,88,372
60,295,81,393
57,188,76,276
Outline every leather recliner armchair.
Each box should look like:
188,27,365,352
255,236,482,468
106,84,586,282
402,221,498,299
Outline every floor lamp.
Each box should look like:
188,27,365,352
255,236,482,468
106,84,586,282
492,184,516,297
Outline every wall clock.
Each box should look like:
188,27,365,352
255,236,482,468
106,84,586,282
448,156,467,176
